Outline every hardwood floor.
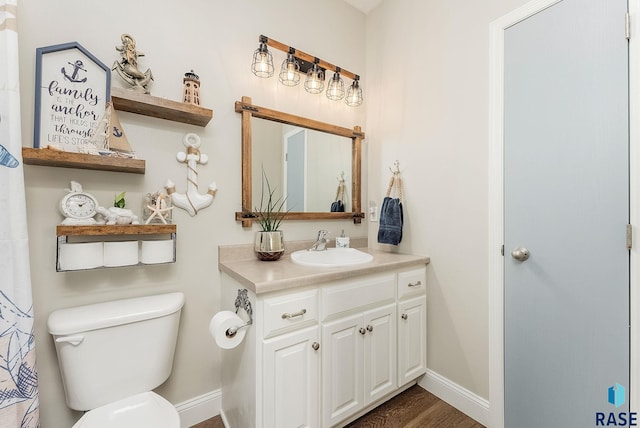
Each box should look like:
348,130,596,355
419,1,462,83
344,386,484,428
190,385,485,428
190,415,225,428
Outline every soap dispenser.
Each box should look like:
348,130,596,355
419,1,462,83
336,230,350,248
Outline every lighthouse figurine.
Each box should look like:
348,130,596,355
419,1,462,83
183,70,201,106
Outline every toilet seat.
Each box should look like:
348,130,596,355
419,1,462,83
72,391,180,428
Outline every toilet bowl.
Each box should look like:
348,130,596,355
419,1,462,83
72,392,179,428
48,292,185,428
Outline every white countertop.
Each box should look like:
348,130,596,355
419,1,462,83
218,245,430,294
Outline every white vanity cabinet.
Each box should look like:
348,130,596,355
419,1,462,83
263,325,320,427
397,268,428,386
321,273,397,427
262,289,321,428
219,262,427,428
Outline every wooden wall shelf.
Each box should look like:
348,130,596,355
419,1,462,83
111,87,213,127
22,147,145,174
56,224,177,272
23,90,213,173
56,224,176,236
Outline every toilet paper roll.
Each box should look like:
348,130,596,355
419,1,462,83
59,242,103,271
103,241,139,267
140,240,174,264
210,311,247,349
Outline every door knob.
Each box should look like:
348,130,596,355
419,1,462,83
511,247,530,262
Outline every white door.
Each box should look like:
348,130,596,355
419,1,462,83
363,303,397,405
503,0,629,426
263,326,320,428
284,129,306,212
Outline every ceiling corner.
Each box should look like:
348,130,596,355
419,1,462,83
342,0,383,14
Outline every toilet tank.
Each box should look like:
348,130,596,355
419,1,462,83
47,292,185,411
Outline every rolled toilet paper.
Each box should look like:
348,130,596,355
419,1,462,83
140,240,174,264
59,242,103,271
103,241,139,267
210,311,247,349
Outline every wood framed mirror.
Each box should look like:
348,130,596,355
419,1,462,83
235,96,365,227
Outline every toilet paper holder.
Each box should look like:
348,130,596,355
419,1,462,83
226,289,253,338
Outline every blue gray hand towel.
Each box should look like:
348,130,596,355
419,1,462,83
377,196,403,245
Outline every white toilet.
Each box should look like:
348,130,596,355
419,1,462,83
47,292,185,428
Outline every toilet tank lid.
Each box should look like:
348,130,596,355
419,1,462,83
47,292,185,335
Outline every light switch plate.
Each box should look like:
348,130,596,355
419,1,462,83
369,200,378,222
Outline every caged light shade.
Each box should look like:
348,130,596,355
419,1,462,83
278,49,301,86
345,76,363,106
250,35,363,106
326,69,345,101
304,60,325,94
251,36,274,78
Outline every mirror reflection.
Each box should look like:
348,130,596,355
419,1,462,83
235,96,364,226
252,119,352,213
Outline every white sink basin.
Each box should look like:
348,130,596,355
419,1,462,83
290,248,373,268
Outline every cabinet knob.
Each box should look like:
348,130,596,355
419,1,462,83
312,342,320,351
366,325,373,332
401,313,408,320
408,280,422,287
359,327,366,335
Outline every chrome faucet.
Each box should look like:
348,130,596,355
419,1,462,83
309,230,329,251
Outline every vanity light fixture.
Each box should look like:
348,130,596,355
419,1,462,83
251,35,363,106
278,48,301,86
345,75,363,106
326,68,345,101
251,35,274,78
304,58,325,94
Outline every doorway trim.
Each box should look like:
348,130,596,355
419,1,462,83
629,0,640,416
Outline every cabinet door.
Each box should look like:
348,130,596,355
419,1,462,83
398,296,427,386
263,326,320,428
322,313,364,428
363,303,397,406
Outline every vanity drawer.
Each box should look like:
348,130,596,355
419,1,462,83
322,273,395,320
263,289,319,338
397,267,426,299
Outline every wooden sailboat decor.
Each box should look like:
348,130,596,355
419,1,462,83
84,101,135,158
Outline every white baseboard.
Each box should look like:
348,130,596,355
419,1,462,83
176,374,488,428
175,389,221,428
419,369,489,426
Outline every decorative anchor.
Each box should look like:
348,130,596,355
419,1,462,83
165,133,217,216
61,60,88,83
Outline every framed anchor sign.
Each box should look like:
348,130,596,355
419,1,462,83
33,41,111,152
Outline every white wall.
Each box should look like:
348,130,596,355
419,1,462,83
365,0,530,400
18,1,366,426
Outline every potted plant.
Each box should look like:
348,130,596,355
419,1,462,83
253,169,288,261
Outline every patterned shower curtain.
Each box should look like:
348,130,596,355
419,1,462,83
0,1,40,427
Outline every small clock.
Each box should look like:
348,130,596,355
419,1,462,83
60,181,99,225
